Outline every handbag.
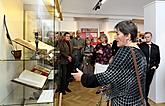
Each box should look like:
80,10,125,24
130,47,145,106
96,96,102,106
96,95,110,106
96,84,111,106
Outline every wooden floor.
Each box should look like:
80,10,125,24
57,81,165,106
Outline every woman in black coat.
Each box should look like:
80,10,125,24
72,21,147,106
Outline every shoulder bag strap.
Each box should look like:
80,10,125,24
130,48,145,105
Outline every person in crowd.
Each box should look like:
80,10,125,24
57,32,73,95
81,37,94,74
46,31,62,47
137,33,145,45
71,30,85,69
46,31,54,46
54,32,61,47
111,40,119,56
71,20,147,105
46,32,62,67
91,37,100,47
138,32,160,106
92,34,112,74
69,32,75,39
109,39,120,64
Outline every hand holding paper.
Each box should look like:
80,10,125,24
71,68,83,81
151,66,156,70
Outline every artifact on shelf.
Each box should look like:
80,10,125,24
11,50,22,60
13,38,54,55
31,65,51,77
12,70,47,89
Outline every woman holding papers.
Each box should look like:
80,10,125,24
92,34,112,74
72,20,147,105
58,32,73,95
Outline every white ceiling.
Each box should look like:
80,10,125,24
22,0,156,19
61,0,155,18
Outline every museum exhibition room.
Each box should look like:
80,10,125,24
0,0,165,106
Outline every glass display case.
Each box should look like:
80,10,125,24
0,0,61,105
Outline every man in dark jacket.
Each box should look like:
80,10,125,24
58,32,73,95
138,32,160,106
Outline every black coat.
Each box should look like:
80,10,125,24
138,42,160,69
81,47,147,105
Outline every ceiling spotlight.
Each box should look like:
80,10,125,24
93,0,107,11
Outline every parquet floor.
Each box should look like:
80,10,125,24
57,81,165,106
60,81,106,106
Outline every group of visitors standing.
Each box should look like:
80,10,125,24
72,20,160,106
50,20,160,106
54,29,114,95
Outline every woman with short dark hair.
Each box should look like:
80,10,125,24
72,20,147,105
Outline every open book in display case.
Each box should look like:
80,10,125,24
0,48,56,106
12,69,48,90
0,40,57,106
11,66,55,104
0,34,58,105
11,39,57,105
0,0,62,105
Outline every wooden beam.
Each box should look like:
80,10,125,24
42,0,63,21
55,0,63,21
132,19,144,24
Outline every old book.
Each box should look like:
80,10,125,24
31,65,51,77
13,38,54,54
12,70,47,89
30,41,54,54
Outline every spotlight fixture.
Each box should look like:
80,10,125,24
93,0,107,11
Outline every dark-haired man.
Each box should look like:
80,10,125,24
138,32,160,106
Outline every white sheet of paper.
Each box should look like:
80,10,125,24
94,63,109,74
48,70,54,80
37,90,54,103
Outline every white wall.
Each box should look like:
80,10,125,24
25,11,38,41
144,1,156,102
77,19,100,37
137,23,144,33
78,20,99,29
55,20,60,31
144,1,165,103
144,2,156,42
56,16,145,44
42,19,54,42
155,1,165,103
0,0,24,103
59,16,144,36
59,17,77,31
